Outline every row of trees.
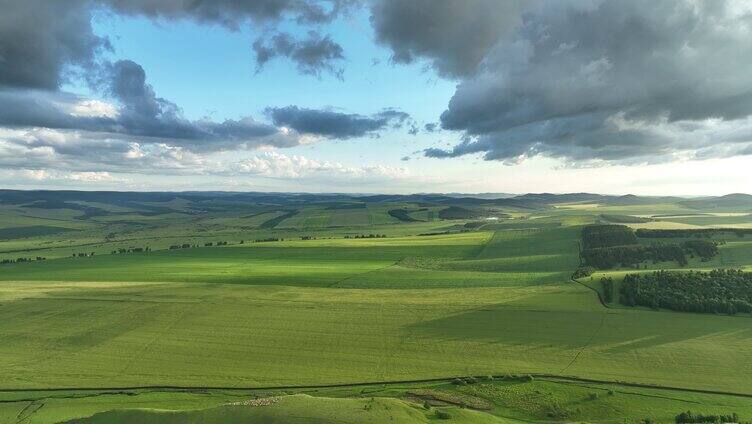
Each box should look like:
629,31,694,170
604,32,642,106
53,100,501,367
111,247,151,254
1,256,45,265
205,241,228,246
637,228,752,238
344,234,387,239
169,243,194,250
620,269,752,315
675,410,739,423
171,241,245,249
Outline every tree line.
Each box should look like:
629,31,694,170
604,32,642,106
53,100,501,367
675,410,740,423
111,247,151,254
620,269,752,315
1,256,45,265
580,225,719,270
582,224,638,249
637,228,752,238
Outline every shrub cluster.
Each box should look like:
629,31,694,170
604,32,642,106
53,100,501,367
572,266,596,279
621,269,752,314
499,374,534,382
435,410,452,420
344,234,386,239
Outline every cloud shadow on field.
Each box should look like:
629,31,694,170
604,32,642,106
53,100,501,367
408,302,752,355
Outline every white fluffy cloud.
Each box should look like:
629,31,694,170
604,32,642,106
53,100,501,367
237,151,410,180
15,168,126,183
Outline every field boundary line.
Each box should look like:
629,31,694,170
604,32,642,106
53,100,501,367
326,260,401,287
1,373,752,400
559,312,607,374
571,276,612,309
571,236,613,310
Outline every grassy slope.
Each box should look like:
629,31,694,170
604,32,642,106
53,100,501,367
0,232,491,286
5,379,752,424
57,394,513,424
1,278,751,393
0,222,751,393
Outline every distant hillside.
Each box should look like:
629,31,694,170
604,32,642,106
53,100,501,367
1,190,750,212
512,192,682,206
438,206,487,220
512,193,605,204
435,192,516,200
680,193,752,210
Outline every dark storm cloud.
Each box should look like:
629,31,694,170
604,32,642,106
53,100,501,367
266,106,410,138
104,0,357,26
0,0,109,90
419,0,752,163
253,32,345,78
369,0,529,78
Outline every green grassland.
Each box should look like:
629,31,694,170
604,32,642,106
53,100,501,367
1,191,752,422
4,378,752,424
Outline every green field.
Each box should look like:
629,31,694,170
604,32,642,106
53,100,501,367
1,191,752,423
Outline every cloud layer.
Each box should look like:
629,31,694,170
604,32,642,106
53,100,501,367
415,0,752,163
0,0,412,176
3,0,752,191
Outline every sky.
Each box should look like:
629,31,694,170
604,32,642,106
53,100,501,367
1,0,751,195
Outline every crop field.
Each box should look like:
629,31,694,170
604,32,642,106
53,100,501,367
1,191,752,423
